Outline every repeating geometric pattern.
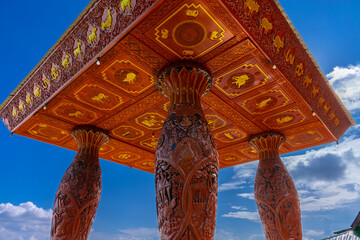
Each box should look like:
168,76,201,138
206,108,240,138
2,0,354,172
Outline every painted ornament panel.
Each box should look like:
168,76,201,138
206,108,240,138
147,2,234,59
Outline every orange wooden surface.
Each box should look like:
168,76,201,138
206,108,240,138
8,0,352,173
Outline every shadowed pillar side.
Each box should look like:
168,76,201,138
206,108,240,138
249,134,302,240
155,64,219,240
51,128,109,240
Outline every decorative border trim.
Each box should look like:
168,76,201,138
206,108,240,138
0,0,159,132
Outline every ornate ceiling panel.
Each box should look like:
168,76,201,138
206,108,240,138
1,0,354,173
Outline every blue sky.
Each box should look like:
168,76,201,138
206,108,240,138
0,0,359,239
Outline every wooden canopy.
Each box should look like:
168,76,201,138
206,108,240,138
0,0,354,173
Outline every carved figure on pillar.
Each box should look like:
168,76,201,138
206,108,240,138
249,133,302,240
51,127,109,240
156,63,219,240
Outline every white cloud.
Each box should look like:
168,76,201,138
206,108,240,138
214,229,241,240
305,230,324,236
0,202,52,240
218,181,245,192
231,206,248,210
283,136,360,211
249,234,265,240
327,64,360,111
225,134,360,213
237,193,255,200
118,227,159,240
222,210,260,222
90,228,159,240
232,162,258,180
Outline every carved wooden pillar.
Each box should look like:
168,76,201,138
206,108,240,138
249,134,302,240
155,63,219,240
51,128,109,240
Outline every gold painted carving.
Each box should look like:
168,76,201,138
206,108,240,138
216,64,268,97
318,97,325,106
112,125,145,140
210,31,219,40
102,9,112,30
183,50,194,56
286,49,295,65
312,86,319,97
62,54,70,69
225,156,236,162
91,93,109,103
273,36,284,52
206,115,226,131
224,133,234,140
51,66,60,80
28,124,69,142
34,84,41,98
141,138,158,149
68,111,84,118
122,72,137,84
136,113,165,130
303,75,312,88
89,27,98,45
12,107,18,117
102,60,155,94
324,104,331,114
117,153,132,159
334,118,340,127
260,18,273,34
161,29,169,39
73,41,83,59
232,74,249,88
257,98,272,108
208,119,218,128
26,92,32,105
120,0,132,12
19,101,25,112
263,109,306,129
215,129,245,142
295,63,304,77
122,131,130,136
142,118,158,127
42,77,51,89
276,116,293,124
329,112,335,121
140,161,154,167
244,0,260,16
185,9,199,17
74,84,123,111
154,3,226,58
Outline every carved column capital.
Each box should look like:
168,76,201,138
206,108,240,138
158,62,212,107
71,127,109,157
249,133,285,160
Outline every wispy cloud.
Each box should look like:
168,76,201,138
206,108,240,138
327,64,360,112
118,227,159,240
249,234,265,240
218,180,245,192
90,227,159,240
215,229,241,240
0,202,52,240
237,193,255,200
305,230,324,236
222,210,260,222
283,135,360,211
